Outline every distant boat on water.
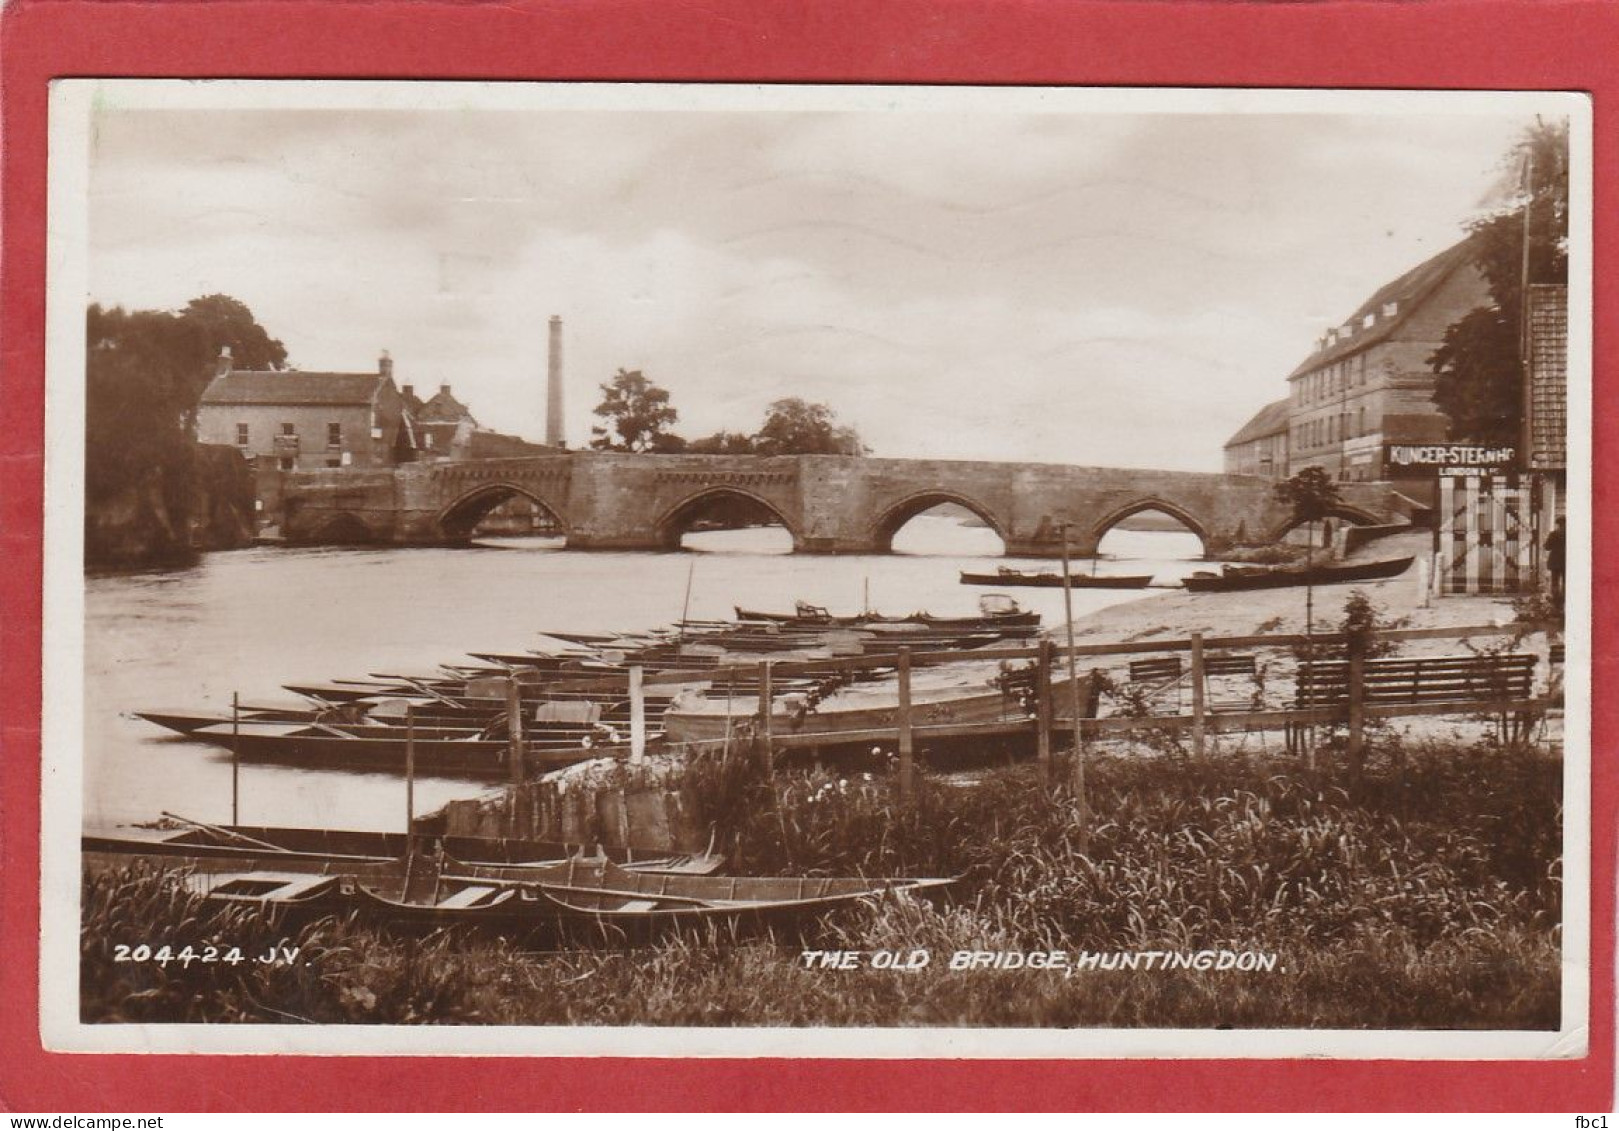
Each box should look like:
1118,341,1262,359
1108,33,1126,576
959,568,1154,589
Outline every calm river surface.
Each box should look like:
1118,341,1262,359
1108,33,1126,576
83,519,1204,831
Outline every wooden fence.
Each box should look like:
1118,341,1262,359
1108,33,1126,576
686,623,1558,789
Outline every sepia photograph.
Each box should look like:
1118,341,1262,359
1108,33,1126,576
40,81,1590,1058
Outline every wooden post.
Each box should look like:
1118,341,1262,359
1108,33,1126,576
1346,634,1366,774
757,660,774,773
1189,632,1207,758
405,702,416,838
1061,526,1090,842
230,691,240,826
1035,638,1054,775
507,676,525,785
897,646,915,804
629,664,646,764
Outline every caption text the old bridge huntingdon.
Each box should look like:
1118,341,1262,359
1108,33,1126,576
278,452,1415,557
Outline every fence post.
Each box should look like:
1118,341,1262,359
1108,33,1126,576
628,664,646,765
507,675,528,837
757,660,774,774
230,691,241,826
1189,632,1207,758
1036,638,1054,777
1347,633,1366,775
897,646,915,804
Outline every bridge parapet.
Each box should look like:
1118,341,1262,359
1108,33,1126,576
279,452,1416,556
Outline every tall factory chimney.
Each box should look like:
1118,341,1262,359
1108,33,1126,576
546,315,565,448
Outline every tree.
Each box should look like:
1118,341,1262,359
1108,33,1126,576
685,430,757,455
1430,120,1569,444
1274,465,1343,635
85,295,284,563
589,369,680,452
752,397,867,456
181,294,290,375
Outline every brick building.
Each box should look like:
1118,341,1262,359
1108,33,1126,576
1222,398,1290,478
1224,237,1493,483
198,350,414,472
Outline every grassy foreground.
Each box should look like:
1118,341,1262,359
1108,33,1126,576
82,739,1561,1028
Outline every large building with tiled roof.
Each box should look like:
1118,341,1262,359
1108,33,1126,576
197,349,414,471
1278,237,1491,482
1222,398,1291,478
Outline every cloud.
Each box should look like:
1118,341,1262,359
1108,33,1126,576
83,97,1556,471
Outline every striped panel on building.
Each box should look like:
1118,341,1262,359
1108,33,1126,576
1437,474,1535,595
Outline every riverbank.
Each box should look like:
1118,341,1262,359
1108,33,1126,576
1063,530,1521,645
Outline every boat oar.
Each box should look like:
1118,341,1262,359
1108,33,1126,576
159,811,291,854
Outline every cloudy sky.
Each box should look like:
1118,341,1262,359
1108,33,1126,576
82,85,1568,470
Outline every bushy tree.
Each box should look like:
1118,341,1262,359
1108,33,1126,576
85,295,284,564
1430,120,1569,444
589,369,680,452
752,397,867,456
685,431,757,455
85,297,287,503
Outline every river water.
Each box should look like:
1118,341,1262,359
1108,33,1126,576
82,519,1204,831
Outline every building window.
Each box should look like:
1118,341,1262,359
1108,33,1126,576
279,457,294,471
236,423,249,446
1358,406,1367,436
327,422,342,449
326,457,342,468
281,423,296,437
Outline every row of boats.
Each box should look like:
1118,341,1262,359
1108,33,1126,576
85,819,957,944
960,555,1415,592
136,596,1055,778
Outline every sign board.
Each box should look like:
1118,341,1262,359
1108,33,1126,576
1384,443,1518,477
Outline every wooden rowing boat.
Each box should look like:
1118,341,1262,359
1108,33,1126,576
1181,555,1416,593
82,819,726,874
959,569,1154,589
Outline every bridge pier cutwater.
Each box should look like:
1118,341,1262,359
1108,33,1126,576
280,453,1410,556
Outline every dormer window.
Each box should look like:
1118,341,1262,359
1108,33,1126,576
1362,313,1376,329
1382,301,1399,317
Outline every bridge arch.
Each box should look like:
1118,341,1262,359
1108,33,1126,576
870,490,1008,553
288,508,383,546
437,483,569,542
1266,502,1385,542
653,486,801,551
1090,497,1212,555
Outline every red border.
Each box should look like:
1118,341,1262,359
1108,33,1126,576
2,0,1612,1113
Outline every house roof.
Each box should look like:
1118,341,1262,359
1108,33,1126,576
200,371,388,407
1223,398,1292,449
417,387,474,423
1285,237,1482,381
466,430,553,459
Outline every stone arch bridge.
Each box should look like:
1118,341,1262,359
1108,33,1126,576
280,453,1413,558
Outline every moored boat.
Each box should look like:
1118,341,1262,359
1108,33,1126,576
959,568,1154,589
1181,555,1416,593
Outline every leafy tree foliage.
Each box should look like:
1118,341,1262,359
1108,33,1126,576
752,397,867,456
1274,463,1343,567
85,297,287,505
1274,464,1343,527
1430,120,1569,445
685,430,758,455
589,369,680,452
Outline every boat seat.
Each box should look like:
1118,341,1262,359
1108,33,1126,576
438,885,500,908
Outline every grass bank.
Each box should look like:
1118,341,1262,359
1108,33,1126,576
83,737,1560,1029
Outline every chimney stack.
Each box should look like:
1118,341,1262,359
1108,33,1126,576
546,315,565,448
215,345,232,379
379,349,393,380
